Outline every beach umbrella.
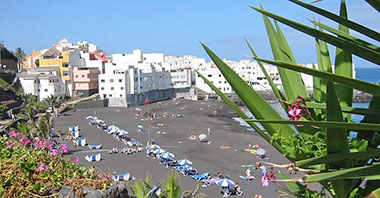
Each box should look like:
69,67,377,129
130,141,140,146
119,130,128,136
177,159,192,165
86,116,93,119
160,152,174,159
216,179,235,187
199,134,207,141
153,149,167,155
147,145,160,150
257,148,266,159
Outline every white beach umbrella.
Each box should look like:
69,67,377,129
148,145,160,150
160,152,175,159
177,159,192,165
216,179,235,187
153,149,167,155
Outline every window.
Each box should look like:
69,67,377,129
111,87,114,90
101,87,104,90
63,72,69,76
101,79,105,83
110,79,114,83
103,94,106,98
109,94,112,97
118,79,122,83
121,87,124,90
44,89,48,92
219,74,222,77
75,75,78,78
120,94,123,97
208,74,212,77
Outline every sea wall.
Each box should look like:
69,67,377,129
75,99,109,110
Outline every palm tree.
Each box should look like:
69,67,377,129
13,47,26,70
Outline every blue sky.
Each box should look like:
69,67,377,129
0,0,379,68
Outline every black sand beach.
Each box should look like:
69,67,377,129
54,99,289,197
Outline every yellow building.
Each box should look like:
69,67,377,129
39,47,71,81
24,51,41,69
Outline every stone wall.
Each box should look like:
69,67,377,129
58,182,131,198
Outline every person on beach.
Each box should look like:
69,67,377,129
245,168,252,177
217,172,224,179
207,127,211,135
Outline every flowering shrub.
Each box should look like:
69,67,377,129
0,132,112,197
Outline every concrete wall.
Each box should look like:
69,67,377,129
75,99,108,109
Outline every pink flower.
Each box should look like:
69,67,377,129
5,140,14,148
61,144,69,153
38,163,49,172
38,163,45,171
288,107,302,118
44,141,53,149
50,149,59,156
15,132,24,139
34,140,45,148
19,138,32,146
8,131,16,137
103,174,111,180
72,156,79,164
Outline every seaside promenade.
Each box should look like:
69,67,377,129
54,99,289,197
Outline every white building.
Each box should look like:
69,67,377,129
19,67,65,101
98,50,194,106
195,63,234,94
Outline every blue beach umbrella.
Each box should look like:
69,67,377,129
216,179,235,187
160,152,174,159
147,145,160,150
177,159,192,165
153,149,166,155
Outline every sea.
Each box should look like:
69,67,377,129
233,67,380,132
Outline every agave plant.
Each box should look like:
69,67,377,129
198,0,380,197
130,172,205,198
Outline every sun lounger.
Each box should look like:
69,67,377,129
88,144,102,149
112,173,130,181
73,138,86,146
71,131,79,138
192,172,210,181
183,168,198,176
69,126,79,132
85,153,101,162
239,175,256,181
108,147,119,154
174,165,189,172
